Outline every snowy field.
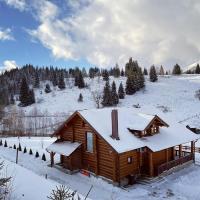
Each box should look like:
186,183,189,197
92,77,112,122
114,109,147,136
1,141,200,200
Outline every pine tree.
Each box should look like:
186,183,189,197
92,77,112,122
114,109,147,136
113,64,120,78
111,81,119,105
78,93,83,102
159,65,165,75
52,72,58,86
102,70,109,81
118,82,125,99
77,72,85,88
143,68,148,75
34,71,40,88
102,81,112,106
58,73,65,89
125,76,136,95
19,77,30,106
172,64,182,75
195,64,200,74
149,65,158,82
45,84,52,93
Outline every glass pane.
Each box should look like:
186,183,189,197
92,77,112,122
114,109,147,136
87,132,93,152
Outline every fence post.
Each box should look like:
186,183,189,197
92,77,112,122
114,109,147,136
16,147,19,164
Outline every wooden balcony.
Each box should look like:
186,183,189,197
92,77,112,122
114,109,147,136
157,153,194,175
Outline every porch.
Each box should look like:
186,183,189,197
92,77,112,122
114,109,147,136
156,141,195,176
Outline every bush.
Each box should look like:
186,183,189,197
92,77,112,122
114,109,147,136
29,149,33,155
23,147,27,153
18,143,22,151
47,185,79,200
42,153,46,161
4,140,7,147
35,151,39,158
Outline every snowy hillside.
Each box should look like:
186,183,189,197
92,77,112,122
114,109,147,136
184,61,200,72
9,74,200,130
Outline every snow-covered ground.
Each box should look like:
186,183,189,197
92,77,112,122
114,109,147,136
11,74,200,129
1,140,200,200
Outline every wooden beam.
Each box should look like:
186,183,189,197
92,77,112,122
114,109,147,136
94,134,99,175
72,125,75,142
149,152,154,177
50,152,55,167
191,141,195,161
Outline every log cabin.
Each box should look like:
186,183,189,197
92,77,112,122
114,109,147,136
47,108,199,185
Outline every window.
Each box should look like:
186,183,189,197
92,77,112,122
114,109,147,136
86,132,93,153
127,156,133,164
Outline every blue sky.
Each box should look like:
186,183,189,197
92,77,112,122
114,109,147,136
0,0,91,70
1,0,200,71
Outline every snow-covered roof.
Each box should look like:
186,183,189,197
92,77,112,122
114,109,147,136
78,108,200,153
46,141,81,156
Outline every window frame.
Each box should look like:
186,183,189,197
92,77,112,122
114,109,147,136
85,131,94,153
127,156,133,164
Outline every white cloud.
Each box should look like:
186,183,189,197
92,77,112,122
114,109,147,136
3,0,26,11
0,28,14,41
0,60,18,73
27,0,200,68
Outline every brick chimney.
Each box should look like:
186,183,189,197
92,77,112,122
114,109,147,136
111,109,119,140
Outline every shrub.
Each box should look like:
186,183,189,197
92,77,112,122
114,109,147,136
4,140,7,147
29,149,33,155
35,151,39,158
42,153,46,161
18,143,22,151
23,147,27,153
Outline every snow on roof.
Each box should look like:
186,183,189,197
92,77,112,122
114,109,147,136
78,108,200,153
46,141,81,156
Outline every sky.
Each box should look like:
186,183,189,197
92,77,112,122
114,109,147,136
0,0,200,71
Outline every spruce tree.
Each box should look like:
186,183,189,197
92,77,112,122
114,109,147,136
102,70,109,81
113,64,120,78
35,151,39,158
172,64,182,75
58,73,66,89
19,77,30,106
34,71,40,88
159,65,165,75
23,147,27,153
77,72,85,88
149,65,158,82
143,68,148,75
125,76,136,95
102,81,112,107
111,81,119,105
29,149,33,155
42,153,46,161
118,82,125,99
52,72,58,86
78,93,83,102
195,64,200,74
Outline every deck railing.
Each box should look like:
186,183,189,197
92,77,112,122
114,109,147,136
157,154,193,175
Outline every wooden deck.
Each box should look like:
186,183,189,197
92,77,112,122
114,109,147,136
157,153,193,175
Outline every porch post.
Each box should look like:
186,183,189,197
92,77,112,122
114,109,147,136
149,152,154,177
50,152,55,167
165,149,169,163
191,141,195,161
179,144,182,158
